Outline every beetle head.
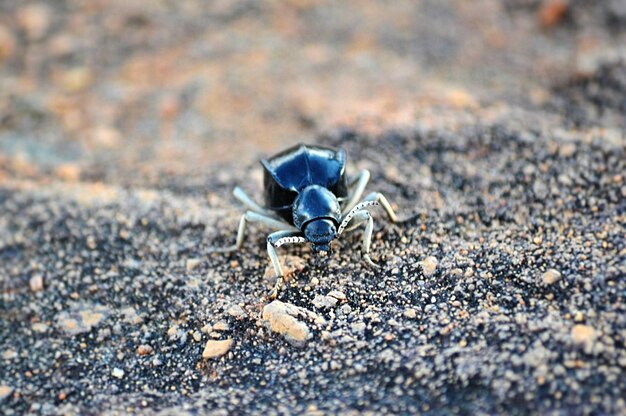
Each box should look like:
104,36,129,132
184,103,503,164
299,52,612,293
292,185,341,253
304,218,336,252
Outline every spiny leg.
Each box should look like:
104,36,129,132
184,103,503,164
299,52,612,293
361,191,398,223
337,210,377,268
341,169,370,216
266,231,307,299
208,211,296,253
233,186,276,217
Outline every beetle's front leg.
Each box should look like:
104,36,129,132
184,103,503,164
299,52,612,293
266,231,306,299
338,210,378,268
208,211,297,253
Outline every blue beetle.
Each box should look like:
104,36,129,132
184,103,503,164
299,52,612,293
210,144,398,298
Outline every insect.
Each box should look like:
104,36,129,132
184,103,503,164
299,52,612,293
210,144,398,299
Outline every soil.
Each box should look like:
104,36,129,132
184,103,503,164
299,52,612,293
1,1,625,415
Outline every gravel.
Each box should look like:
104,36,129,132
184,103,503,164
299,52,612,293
1,1,625,415
1,122,625,414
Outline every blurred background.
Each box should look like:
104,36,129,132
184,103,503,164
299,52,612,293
0,0,624,187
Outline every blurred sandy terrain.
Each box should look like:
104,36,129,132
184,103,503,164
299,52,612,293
1,0,624,184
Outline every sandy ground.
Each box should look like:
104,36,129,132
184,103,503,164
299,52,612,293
1,1,625,415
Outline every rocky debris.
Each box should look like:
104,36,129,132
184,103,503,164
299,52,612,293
136,345,154,356
227,305,246,319
202,339,233,359
185,258,201,271
31,323,49,333
166,326,180,340
327,290,346,301
29,274,44,292
542,269,562,285
403,308,417,319
262,301,325,345
312,294,338,310
55,305,110,336
111,368,125,379
351,322,367,333
121,307,143,325
419,256,438,277
213,321,229,331
571,325,596,346
0,385,13,402
2,350,17,361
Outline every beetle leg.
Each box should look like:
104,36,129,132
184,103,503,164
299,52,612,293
338,201,378,235
208,211,296,253
266,231,307,299
360,192,398,223
341,169,370,215
361,211,378,268
337,210,378,268
233,187,276,217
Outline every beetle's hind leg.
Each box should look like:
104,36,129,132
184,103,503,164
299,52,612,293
266,231,307,299
337,210,378,268
208,211,297,253
341,169,370,215
233,186,276,217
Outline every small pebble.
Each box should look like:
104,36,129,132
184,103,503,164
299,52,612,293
228,305,246,318
571,325,596,346
403,308,417,319
186,258,201,271
312,295,338,309
202,339,233,359
213,321,229,331
137,345,154,356
262,301,319,345
351,322,366,332
32,323,48,333
0,385,13,401
167,326,178,339
29,274,44,292
55,305,110,336
419,256,438,276
327,290,346,301
111,368,125,379
542,269,562,285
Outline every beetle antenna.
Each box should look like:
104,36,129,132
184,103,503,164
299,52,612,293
338,200,379,235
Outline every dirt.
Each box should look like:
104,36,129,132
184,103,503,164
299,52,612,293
1,1,625,415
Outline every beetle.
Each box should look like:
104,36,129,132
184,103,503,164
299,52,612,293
210,144,398,298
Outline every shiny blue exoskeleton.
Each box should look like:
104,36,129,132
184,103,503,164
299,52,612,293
262,144,349,252
210,142,399,299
